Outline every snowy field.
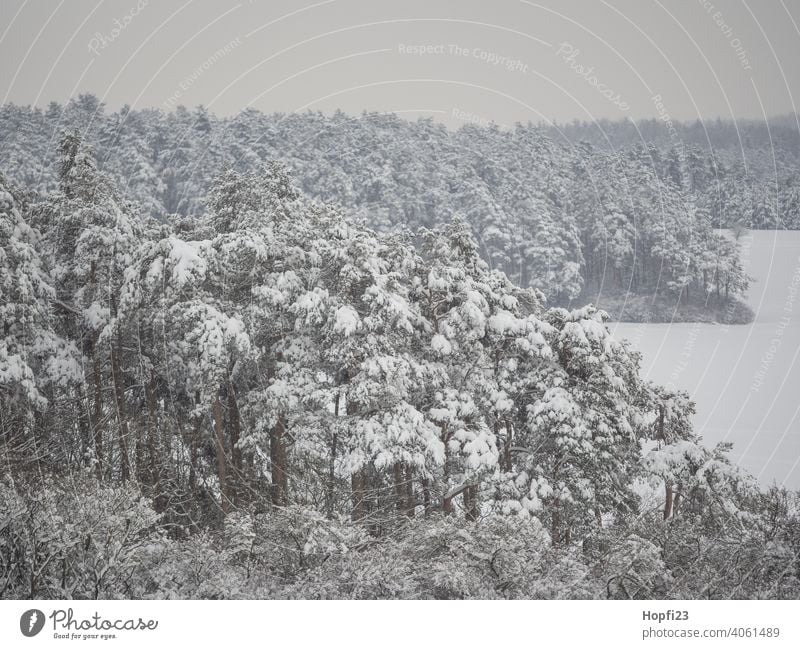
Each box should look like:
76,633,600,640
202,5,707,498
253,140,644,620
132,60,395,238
612,230,800,488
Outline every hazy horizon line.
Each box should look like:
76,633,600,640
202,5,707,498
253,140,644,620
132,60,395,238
2,93,799,132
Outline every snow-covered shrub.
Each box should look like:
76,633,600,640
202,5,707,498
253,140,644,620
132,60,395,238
0,474,159,598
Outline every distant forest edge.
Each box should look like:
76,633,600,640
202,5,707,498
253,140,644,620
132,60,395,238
2,96,796,320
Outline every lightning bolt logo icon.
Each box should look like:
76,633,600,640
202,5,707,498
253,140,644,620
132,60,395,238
20,609,45,637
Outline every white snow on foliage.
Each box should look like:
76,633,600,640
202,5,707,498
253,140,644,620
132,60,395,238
430,333,452,355
644,440,705,477
488,309,520,334
168,237,208,287
333,305,361,336
83,302,110,330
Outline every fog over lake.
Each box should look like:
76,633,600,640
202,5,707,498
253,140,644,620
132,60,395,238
612,230,800,489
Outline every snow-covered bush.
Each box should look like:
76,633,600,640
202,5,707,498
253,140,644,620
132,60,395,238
0,475,159,598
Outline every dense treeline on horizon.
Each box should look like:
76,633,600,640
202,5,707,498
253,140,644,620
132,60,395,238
545,113,800,154
1,130,799,600
2,96,791,318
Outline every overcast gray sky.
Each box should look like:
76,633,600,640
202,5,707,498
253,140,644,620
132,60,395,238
1,0,798,126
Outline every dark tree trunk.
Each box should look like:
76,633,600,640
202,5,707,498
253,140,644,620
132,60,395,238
393,462,405,515
404,464,415,517
503,419,513,472
184,412,203,495
91,350,104,480
327,393,339,518
422,478,431,517
551,498,561,545
227,383,243,506
672,481,683,517
110,347,130,482
212,395,230,514
77,385,92,470
269,415,288,506
664,482,674,520
346,393,366,521
134,429,145,484
144,373,158,484
351,472,366,522
441,423,453,515
442,492,454,515
464,484,479,522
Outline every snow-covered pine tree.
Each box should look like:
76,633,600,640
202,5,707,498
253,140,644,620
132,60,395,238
35,135,142,480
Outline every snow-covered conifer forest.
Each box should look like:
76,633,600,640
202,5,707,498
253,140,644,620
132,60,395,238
1,98,799,599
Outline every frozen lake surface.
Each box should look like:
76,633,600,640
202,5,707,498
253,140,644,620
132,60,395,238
611,230,800,489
